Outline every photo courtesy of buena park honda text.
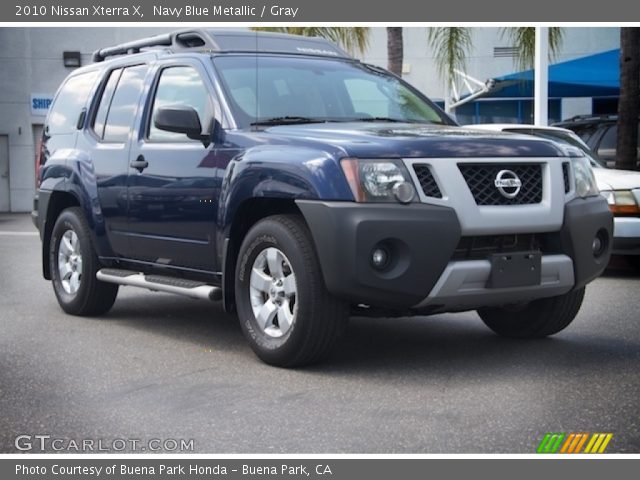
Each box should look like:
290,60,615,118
0,0,639,478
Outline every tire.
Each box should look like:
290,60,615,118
477,287,585,339
50,207,118,316
235,215,348,367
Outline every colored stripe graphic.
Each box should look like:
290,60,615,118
560,433,576,453
585,433,613,454
574,433,590,453
538,433,613,453
597,434,613,453
560,433,587,453
537,433,565,453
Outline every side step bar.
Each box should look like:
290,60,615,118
96,268,222,301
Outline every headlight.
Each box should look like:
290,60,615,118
571,156,600,198
599,189,640,215
341,159,416,203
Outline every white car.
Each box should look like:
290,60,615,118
470,124,640,269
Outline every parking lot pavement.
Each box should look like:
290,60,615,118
1,213,639,453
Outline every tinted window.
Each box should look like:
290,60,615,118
47,70,99,135
102,65,148,143
214,56,448,128
149,66,211,141
571,124,601,144
598,125,617,150
92,68,122,139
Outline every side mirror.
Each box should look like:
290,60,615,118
154,105,211,147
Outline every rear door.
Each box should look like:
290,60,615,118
76,63,149,258
126,59,224,272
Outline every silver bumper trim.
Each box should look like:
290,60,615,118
413,254,575,310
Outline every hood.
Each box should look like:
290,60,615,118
593,167,640,191
258,122,567,159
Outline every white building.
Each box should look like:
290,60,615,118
0,27,620,212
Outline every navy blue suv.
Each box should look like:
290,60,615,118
34,30,613,366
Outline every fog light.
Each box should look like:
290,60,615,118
592,237,602,254
392,181,415,204
592,229,608,258
371,247,389,269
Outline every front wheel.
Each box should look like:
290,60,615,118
235,215,348,367
50,207,118,316
477,287,585,338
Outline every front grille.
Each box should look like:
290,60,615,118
413,164,442,198
458,163,543,206
562,162,571,193
452,233,558,261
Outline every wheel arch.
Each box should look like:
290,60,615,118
41,190,82,280
221,197,305,313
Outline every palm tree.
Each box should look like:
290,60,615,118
426,28,473,87
426,28,563,104
500,27,564,72
616,28,640,170
387,27,403,76
250,27,370,56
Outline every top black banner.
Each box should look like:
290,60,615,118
4,0,640,22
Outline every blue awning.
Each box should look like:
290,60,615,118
487,49,620,98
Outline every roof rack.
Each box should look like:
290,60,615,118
92,29,352,63
563,114,618,122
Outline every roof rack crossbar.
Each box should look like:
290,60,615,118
92,33,174,62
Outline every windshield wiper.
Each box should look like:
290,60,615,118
250,116,444,126
250,116,329,126
351,117,428,124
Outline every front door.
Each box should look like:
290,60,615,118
0,135,9,212
126,61,223,273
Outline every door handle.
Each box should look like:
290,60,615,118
130,155,149,173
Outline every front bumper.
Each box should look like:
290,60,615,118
296,201,462,307
612,217,640,255
297,196,612,310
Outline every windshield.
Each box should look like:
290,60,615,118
213,55,450,128
505,128,606,168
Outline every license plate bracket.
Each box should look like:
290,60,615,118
488,251,541,288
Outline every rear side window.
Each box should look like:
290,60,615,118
47,70,99,135
571,124,600,144
92,64,148,143
92,69,122,139
598,125,617,151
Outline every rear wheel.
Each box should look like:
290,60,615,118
50,207,118,316
477,287,585,338
235,215,348,367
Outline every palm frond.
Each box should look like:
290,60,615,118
500,27,564,71
251,27,370,56
426,27,473,85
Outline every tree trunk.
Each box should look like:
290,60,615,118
387,27,403,76
617,28,640,170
